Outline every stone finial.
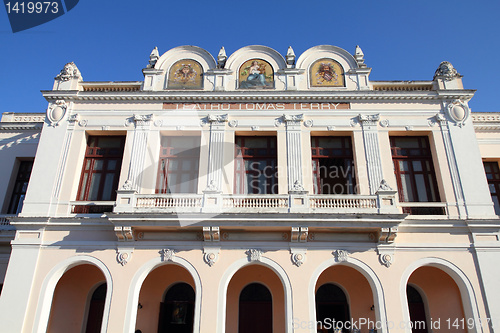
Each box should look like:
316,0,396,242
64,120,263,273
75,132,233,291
286,46,296,68
217,46,227,68
147,47,159,68
434,61,461,81
354,45,366,68
55,62,81,81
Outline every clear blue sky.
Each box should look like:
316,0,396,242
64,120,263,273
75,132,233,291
1,0,498,113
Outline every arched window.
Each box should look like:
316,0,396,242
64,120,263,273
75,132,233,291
239,283,272,333
315,284,349,332
85,283,107,333
310,58,345,87
158,283,195,333
407,285,429,333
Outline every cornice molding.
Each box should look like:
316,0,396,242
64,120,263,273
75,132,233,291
41,89,476,103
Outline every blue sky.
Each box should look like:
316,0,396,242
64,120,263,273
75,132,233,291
1,0,498,113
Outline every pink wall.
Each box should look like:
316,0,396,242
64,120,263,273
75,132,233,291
408,266,466,333
226,264,286,333
47,264,105,332
135,263,195,333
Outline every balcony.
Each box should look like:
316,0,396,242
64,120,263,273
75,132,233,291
112,188,400,215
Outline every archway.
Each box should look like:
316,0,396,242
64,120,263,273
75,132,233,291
135,264,196,333
85,283,107,333
226,264,285,333
407,266,466,333
46,264,107,332
314,264,376,333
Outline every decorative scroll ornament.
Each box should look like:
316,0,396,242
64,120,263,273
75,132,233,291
205,180,219,193
283,114,304,123
304,119,313,127
379,119,389,127
67,113,79,123
434,61,461,81
47,100,67,126
133,114,153,126
159,248,176,262
55,62,81,81
116,250,133,266
120,180,133,191
228,120,238,127
446,100,470,127
292,180,305,192
247,248,263,262
203,248,220,267
377,179,393,192
333,249,349,262
379,253,394,268
291,252,305,267
207,114,228,123
358,114,380,125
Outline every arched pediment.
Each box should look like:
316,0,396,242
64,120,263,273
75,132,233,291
155,45,216,71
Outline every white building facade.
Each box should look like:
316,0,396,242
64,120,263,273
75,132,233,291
0,45,499,333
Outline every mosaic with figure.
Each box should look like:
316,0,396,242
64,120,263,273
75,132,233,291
239,59,274,89
168,60,203,89
310,58,344,87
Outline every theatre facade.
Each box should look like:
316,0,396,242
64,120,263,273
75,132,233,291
0,44,499,333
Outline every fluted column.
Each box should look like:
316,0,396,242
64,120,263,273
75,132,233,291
205,114,227,192
126,114,153,190
359,114,384,194
283,114,306,192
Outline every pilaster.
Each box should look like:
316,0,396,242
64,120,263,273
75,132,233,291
359,114,384,194
126,114,153,190
283,114,306,193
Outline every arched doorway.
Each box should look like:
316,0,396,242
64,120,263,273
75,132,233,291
135,264,196,333
85,283,107,333
238,283,272,333
47,264,107,332
407,266,466,333
315,284,349,332
158,283,195,333
225,264,285,333
314,264,376,333
407,285,428,333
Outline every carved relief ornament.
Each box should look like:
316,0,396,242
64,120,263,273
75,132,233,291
446,100,470,127
47,100,68,126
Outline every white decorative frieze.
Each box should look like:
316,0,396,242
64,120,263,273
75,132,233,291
159,248,176,262
47,100,67,127
247,248,263,262
333,249,350,262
